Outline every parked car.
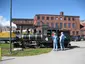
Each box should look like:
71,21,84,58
71,36,81,41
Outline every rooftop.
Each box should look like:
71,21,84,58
35,14,80,17
35,12,80,18
81,27,85,30
80,22,85,26
12,18,34,21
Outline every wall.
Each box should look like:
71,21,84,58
35,12,80,36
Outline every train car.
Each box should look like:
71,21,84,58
0,31,16,42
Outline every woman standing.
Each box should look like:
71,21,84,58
52,32,58,51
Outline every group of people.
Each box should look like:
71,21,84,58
52,32,66,51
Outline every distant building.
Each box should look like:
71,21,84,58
81,20,85,22
12,18,39,34
35,12,80,36
13,18,34,30
0,26,2,32
0,26,16,32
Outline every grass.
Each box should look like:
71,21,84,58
0,43,52,56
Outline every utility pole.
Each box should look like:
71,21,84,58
10,0,12,54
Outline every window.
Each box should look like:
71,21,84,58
51,23,54,28
56,23,58,28
17,25,19,28
76,31,79,35
72,17,75,21
55,17,58,20
60,17,62,20
64,23,66,28
37,16,40,20
68,23,71,28
72,31,75,35
72,23,76,28
51,17,54,20
60,23,62,29
37,22,40,25
64,17,66,20
68,17,70,21
42,16,44,20
47,17,49,20
41,21,44,25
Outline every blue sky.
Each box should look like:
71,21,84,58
0,0,85,20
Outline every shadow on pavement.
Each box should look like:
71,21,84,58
1,58,15,62
69,46,80,49
64,45,85,51
63,46,80,51
79,47,85,49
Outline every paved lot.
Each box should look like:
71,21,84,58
0,41,85,64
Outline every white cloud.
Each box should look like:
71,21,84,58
0,16,17,28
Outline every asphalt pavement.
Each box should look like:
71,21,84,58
0,41,85,64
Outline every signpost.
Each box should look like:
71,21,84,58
10,0,12,54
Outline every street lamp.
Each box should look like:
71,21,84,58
10,0,12,54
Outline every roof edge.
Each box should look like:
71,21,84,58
35,14,80,17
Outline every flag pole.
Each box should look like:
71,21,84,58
10,0,12,54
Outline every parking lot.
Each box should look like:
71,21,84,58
1,41,85,64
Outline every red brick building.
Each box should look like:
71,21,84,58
80,20,85,37
34,12,80,36
13,12,81,36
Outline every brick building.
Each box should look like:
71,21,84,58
13,12,81,36
13,18,34,30
80,20,85,37
34,12,80,36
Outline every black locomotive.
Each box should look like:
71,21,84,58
13,25,71,48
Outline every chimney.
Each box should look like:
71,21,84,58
60,12,64,15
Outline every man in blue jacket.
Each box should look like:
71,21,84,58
52,32,58,51
59,32,66,51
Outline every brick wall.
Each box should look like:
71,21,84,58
35,12,80,36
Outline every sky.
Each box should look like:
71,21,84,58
0,16,17,27
0,0,85,21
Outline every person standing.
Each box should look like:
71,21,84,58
52,32,58,51
59,32,66,50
